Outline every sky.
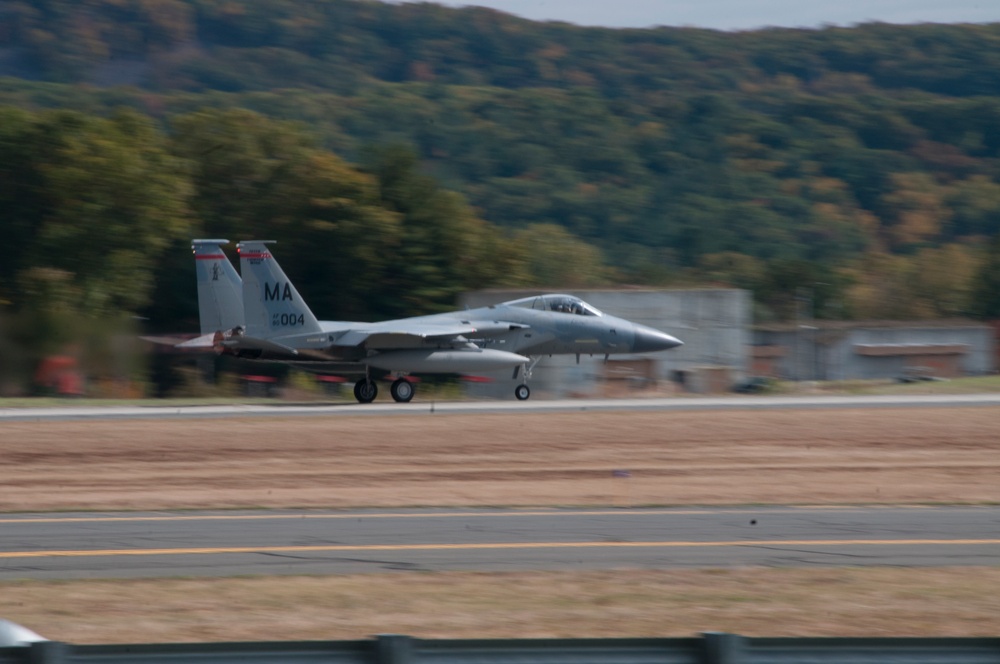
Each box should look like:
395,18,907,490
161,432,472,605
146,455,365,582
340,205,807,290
395,0,1000,30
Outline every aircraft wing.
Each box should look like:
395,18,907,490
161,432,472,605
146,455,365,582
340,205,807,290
331,320,528,350
220,336,348,361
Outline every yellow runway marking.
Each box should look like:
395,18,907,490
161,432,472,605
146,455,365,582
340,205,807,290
1,539,998,559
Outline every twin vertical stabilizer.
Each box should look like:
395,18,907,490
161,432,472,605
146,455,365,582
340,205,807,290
192,239,244,335
237,241,322,338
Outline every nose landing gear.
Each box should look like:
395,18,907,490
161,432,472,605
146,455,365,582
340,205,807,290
513,356,540,401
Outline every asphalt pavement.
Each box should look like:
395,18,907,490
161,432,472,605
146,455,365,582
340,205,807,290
1,506,998,579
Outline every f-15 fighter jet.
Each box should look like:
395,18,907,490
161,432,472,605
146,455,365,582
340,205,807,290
183,240,682,403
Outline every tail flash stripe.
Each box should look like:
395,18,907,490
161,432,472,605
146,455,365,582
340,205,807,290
195,254,227,260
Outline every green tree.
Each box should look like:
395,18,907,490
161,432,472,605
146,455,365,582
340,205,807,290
511,223,611,288
907,244,978,318
947,175,1000,239
969,234,1000,320
0,105,191,392
366,143,522,316
0,106,40,307
7,107,191,317
752,259,847,321
170,108,402,320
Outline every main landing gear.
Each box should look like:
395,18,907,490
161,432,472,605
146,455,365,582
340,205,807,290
390,377,415,403
353,378,378,404
353,377,415,403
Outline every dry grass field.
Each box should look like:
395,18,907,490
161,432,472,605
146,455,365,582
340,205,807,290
2,405,999,642
2,407,998,511
3,568,1000,643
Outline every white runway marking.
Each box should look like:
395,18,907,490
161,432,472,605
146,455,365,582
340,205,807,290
2,393,999,421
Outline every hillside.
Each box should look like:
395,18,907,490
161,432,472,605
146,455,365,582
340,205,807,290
2,0,1000,324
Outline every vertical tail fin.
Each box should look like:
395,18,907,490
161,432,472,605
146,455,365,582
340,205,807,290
192,239,244,335
238,241,322,338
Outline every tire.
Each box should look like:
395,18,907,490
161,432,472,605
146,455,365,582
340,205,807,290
390,378,415,403
514,384,531,401
354,378,378,403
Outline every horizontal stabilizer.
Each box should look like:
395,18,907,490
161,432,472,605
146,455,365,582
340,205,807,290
143,335,197,347
219,336,300,357
175,333,218,349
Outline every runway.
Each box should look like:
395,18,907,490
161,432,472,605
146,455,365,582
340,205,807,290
2,392,1000,421
1,507,998,580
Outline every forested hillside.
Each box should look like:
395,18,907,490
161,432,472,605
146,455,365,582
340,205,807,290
2,0,1000,390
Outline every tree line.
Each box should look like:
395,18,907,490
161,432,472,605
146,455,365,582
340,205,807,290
6,1,1000,100
0,105,612,391
2,0,1000,392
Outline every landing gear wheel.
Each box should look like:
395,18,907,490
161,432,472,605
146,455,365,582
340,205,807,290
390,378,415,403
514,384,531,401
353,378,378,403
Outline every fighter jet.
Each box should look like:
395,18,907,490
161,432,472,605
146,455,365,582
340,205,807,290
182,240,682,403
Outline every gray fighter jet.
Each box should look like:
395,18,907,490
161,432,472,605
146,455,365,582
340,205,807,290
182,240,682,403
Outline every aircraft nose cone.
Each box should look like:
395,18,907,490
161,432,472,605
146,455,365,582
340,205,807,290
631,325,683,353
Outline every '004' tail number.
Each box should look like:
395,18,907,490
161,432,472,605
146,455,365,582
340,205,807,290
272,313,305,327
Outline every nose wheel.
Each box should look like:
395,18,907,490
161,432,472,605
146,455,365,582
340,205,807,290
513,356,540,401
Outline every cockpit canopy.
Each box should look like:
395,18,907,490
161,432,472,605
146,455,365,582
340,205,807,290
504,294,603,316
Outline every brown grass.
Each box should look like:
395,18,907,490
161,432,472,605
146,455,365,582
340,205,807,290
2,568,999,643
3,407,998,642
1,407,998,511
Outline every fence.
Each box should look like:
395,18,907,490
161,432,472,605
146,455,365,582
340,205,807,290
3,632,1000,664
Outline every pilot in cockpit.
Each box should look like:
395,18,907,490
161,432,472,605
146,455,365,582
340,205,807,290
550,297,588,315
551,299,573,313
